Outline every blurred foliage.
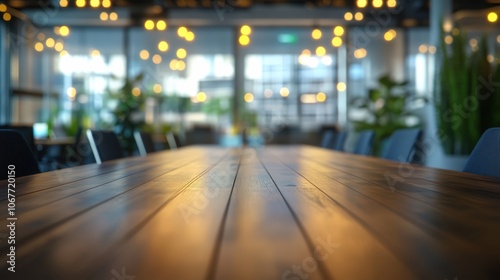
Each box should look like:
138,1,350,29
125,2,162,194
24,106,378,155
435,26,500,155
202,97,231,116
108,73,146,155
351,74,426,155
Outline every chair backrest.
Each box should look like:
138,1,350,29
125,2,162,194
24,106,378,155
354,130,375,155
186,125,216,145
383,128,422,163
463,127,500,177
332,130,348,151
86,130,124,164
320,130,335,148
166,132,178,149
0,125,36,154
0,129,40,180
134,131,156,156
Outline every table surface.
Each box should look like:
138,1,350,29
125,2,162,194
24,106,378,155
1,145,500,280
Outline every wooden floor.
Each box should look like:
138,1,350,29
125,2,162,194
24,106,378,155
1,146,500,280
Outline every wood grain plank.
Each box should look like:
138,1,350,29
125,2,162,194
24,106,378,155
0,151,204,222
258,150,418,280
213,149,326,280
0,148,228,279
83,149,241,280
267,146,500,279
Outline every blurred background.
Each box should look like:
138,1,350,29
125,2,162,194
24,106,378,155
0,0,499,171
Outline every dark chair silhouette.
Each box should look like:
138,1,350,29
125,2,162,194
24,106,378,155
320,130,335,148
86,130,124,164
354,130,375,155
383,128,422,163
134,131,156,156
0,130,40,180
186,125,216,145
463,127,500,177
0,125,36,154
332,130,348,151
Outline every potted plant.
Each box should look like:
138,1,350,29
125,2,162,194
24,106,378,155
351,74,426,155
108,73,146,155
435,26,500,155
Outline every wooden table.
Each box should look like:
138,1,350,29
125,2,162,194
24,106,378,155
1,146,499,280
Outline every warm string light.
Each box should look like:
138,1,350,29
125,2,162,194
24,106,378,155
1,4,11,22
357,0,367,8
66,0,112,9
153,84,163,94
100,12,118,21
488,12,498,23
139,50,150,60
239,25,252,46
3,13,11,22
316,92,326,102
244,93,254,103
76,0,86,8
158,41,169,52
417,45,436,54
344,12,353,21
176,48,187,59
280,87,289,97
333,26,344,36
315,46,326,56
312,28,322,40
355,12,364,21
332,37,343,47
354,48,367,59
372,0,383,8
145,19,167,30
337,82,347,92
384,29,397,41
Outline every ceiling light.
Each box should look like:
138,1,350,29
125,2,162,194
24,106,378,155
312,28,322,40
157,20,167,31
241,25,252,35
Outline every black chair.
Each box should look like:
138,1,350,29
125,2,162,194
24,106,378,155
86,130,124,164
382,128,422,163
332,130,348,151
463,127,500,177
0,125,36,154
0,130,40,180
353,130,375,155
186,125,216,145
134,131,156,156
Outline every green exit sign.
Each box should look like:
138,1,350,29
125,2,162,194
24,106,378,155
278,34,298,44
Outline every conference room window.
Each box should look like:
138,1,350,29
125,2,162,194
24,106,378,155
11,27,125,128
128,26,234,130
242,27,339,132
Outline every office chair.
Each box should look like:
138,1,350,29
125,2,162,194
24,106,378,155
134,131,156,156
332,130,348,151
353,130,375,155
320,130,335,148
86,130,124,164
383,128,422,163
0,129,40,180
463,127,500,177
